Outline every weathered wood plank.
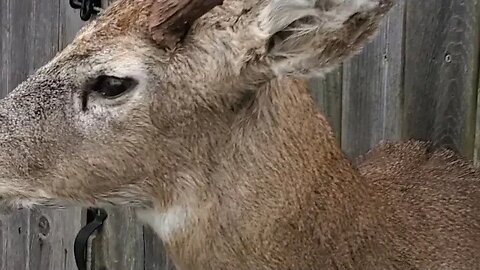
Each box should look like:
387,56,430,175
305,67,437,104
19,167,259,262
0,1,85,269
0,0,10,266
28,209,83,270
144,226,174,270
0,0,9,98
5,0,35,88
28,1,85,268
4,209,30,270
0,1,35,269
91,208,145,270
476,74,480,164
404,0,479,157
309,68,343,143
341,0,406,158
0,216,4,270
59,0,86,49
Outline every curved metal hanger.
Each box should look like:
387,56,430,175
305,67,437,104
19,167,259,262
74,208,108,270
69,0,102,21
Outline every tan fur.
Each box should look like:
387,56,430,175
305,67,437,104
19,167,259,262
0,0,479,269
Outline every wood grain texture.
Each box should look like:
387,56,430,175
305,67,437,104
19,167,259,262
91,208,145,270
3,209,30,270
143,226,175,270
0,0,9,98
60,0,86,48
404,0,479,157
0,0,84,269
341,0,406,158
28,209,83,270
27,2,84,268
0,1,37,269
309,68,343,143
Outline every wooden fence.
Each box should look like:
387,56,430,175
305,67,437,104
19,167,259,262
0,0,479,269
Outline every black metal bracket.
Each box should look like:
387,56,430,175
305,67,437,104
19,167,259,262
74,208,108,270
70,0,103,21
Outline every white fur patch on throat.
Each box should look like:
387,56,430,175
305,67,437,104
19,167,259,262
137,206,191,242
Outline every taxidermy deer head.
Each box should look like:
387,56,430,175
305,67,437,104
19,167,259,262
4,0,479,269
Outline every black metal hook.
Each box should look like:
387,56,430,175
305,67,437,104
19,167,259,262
74,208,108,270
69,0,102,21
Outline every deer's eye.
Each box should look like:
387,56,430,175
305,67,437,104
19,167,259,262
91,75,138,99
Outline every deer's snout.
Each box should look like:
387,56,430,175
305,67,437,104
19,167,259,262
0,74,81,205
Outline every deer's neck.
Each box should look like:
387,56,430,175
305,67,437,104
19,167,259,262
146,78,393,269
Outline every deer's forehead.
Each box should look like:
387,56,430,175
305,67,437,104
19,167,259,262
60,0,153,56
48,0,264,79
50,33,156,77
67,27,150,57
69,0,248,55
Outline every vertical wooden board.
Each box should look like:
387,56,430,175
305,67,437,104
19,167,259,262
5,0,35,90
59,0,85,47
4,209,30,270
56,1,87,268
0,1,10,266
0,0,8,98
341,0,406,158
309,68,343,143
470,1,480,164
0,0,86,269
0,1,35,269
404,0,479,157
0,215,5,270
30,0,61,74
144,226,175,270
91,208,145,270
28,209,83,270
26,3,63,267
476,67,480,164
26,2,86,269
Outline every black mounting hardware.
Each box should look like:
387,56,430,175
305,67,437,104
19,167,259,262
70,0,103,21
74,208,108,270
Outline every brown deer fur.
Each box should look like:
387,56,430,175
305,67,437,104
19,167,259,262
0,0,479,269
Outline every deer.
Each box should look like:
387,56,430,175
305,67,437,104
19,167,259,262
0,0,479,269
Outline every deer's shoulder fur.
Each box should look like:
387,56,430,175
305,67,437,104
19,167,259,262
359,141,480,268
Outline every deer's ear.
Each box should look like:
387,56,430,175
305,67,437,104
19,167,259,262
258,0,393,76
148,0,223,49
